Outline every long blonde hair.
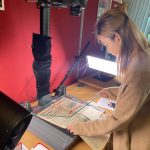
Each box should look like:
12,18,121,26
95,9,149,81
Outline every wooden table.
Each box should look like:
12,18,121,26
20,80,111,150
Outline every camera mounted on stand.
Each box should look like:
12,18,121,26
26,0,88,16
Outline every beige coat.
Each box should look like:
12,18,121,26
73,49,150,150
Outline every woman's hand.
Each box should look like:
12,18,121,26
98,88,111,99
67,124,79,135
98,87,119,100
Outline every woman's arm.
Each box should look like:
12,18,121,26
68,85,150,136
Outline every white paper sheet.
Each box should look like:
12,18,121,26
81,105,105,121
97,97,116,111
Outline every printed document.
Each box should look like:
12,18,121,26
36,95,109,150
97,97,116,111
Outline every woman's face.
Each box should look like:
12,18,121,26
97,33,121,57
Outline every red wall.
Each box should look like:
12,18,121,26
0,0,99,102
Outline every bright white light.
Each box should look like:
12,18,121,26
87,55,117,75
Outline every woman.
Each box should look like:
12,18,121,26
67,9,150,150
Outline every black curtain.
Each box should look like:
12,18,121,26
32,33,51,100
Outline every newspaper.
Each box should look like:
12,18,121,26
81,134,109,150
36,95,109,150
37,95,86,128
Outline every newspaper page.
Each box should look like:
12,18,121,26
81,134,109,150
80,105,109,150
36,96,87,128
36,95,109,150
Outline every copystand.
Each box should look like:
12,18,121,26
25,0,88,106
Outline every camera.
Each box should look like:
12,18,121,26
37,0,87,8
26,0,88,16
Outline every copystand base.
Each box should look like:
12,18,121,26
54,84,66,97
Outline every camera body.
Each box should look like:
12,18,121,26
37,0,87,8
37,0,88,16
